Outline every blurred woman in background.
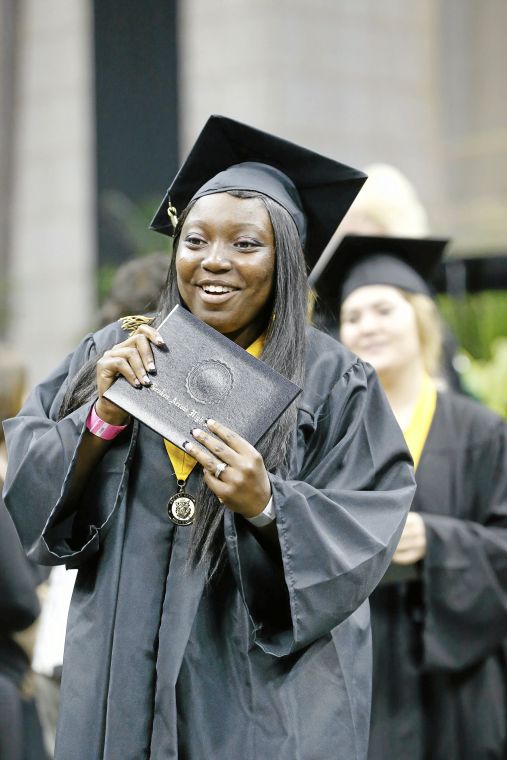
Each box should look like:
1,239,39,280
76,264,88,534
314,234,507,760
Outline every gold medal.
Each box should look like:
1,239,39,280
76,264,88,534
164,443,197,526
167,479,195,526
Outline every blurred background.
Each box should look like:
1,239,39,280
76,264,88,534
1,0,506,412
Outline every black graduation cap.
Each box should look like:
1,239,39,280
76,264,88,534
150,115,366,268
312,234,449,320
433,254,507,295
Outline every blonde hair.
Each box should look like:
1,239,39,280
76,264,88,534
402,292,443,378
342,163,429,237
0,344,26,441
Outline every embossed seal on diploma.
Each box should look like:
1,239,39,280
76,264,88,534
185,360,234,404
104,304,302,456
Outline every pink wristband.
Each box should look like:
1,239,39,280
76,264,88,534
86,403,129,440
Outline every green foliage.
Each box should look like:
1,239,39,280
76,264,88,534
101,191,167,258
98,264,118,305
437,291,507,361
437,292,507,417
97,191,173,305
458,340,507,419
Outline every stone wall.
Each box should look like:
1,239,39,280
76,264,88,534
5,0,95,385
179,1,445,230
179,0,506,253
2,0,506,386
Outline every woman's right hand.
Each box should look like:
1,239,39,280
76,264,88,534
95,325,166,424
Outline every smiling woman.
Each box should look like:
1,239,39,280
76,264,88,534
175,193,276,347
313,233,507,760
3,116,415,760
340,284,425,416
152,184,312,570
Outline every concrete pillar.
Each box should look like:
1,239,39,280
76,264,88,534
8,0,96,386
0,0,19,335
439,0,507,252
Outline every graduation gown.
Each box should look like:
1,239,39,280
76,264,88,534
369,390,507,760
3,323,415,760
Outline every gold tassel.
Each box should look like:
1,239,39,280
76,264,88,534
120,315,156,335
167,204,178,230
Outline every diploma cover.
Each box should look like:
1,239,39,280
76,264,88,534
104,305,302,452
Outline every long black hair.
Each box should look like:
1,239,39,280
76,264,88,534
59,190,308,577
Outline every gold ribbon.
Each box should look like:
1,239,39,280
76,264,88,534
403,374,437,470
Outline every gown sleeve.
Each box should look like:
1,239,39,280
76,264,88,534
224,359,416,657
420,417,507,671
2,329,135,568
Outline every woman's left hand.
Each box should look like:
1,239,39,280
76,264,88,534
392,512,427,565
183,419,271,518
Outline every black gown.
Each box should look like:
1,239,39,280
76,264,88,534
3,322,415,760
369,390,507,760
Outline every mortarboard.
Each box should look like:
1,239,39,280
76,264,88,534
433,254,507,295
312,234,449,320
150,115,366,268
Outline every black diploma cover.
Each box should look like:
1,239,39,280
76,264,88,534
104,305,302,451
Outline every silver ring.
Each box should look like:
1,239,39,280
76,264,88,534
214,461,227,479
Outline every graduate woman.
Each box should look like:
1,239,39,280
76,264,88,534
3,117,415,760
314,234,507,760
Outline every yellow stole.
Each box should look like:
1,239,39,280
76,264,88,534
163,332,266,481
402,374,437,471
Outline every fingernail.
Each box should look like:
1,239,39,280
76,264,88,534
155,335,165,346
147,363,157,374
206,419,215,426
134,379,141,388
182,439,191,451
143,375,152,386
192,428,203,438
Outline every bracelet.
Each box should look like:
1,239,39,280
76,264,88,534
86,402,129,440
